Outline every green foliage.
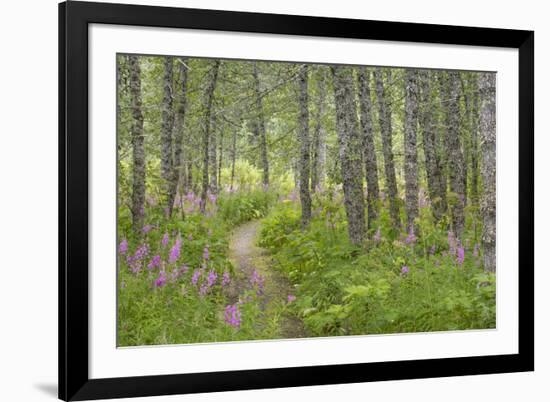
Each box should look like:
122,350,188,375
117,202,285,346
218,190,276,226
258,193,496,338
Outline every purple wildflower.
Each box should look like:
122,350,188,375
154,271,167,288
127,243,149,273
203,246,209,261
221,271,231,287
161,233,169,247
170,268,180,282
199,283,209,296
207,270,218,287
456,246,465,266
224,304,241,328
168,237,182,264
401,266,410,275
180,264,189,275
250,269,265,295
287,294,296,303
147,255,161,270
142,224,155,234
134,243,149,260
208,192,217,205
191,269,202,286
118,239,128,255
405,226,416,245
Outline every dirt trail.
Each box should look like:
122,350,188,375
227,220,306,339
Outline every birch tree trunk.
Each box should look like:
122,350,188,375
128,55,146,231
253,62,270,188
160,57,174,195
446,71,466,238
209,114,218,194
404,69,419,231
311,67,327,193
469,77,481,207
167,57,189,217
230,126,237,191
479,73,496,273
200,61,220,213
332,65,366,245
374,68,400,229
218,126,224,190
357,67,380,230
297,65,312,228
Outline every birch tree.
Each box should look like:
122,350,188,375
332,65,366,245
160,57,174,196
128,55,145,231
253,62,270,188
311,67,327,193
167,57,189,217
297,65,312,227
404,69,419,231
357,67,380,230
374,68,400,230
418,71,447,221
200,61,220,213
446,71,466,238
479,72,496,273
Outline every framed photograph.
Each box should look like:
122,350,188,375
59,1,534,400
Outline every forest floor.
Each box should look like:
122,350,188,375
227,220,306,339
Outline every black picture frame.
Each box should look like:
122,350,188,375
59,1,534,400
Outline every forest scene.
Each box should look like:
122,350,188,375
116,54,496,347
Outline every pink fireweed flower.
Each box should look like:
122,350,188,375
147,255,161,270
127,243,149,273
168,237,182,264
287,294,296,303
191,269,202,286
170,268,180,282
142,224,155,234
133,243,149,260
456,246,465,266
153,271,167,288
118,239,128,255
221,271,231,287
224,304,241,328
161,233,169,247
199,283,209,296
202,246,209,261
405,226,416,245
250,269,265,295
401,266,410,275
207,270,218,287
